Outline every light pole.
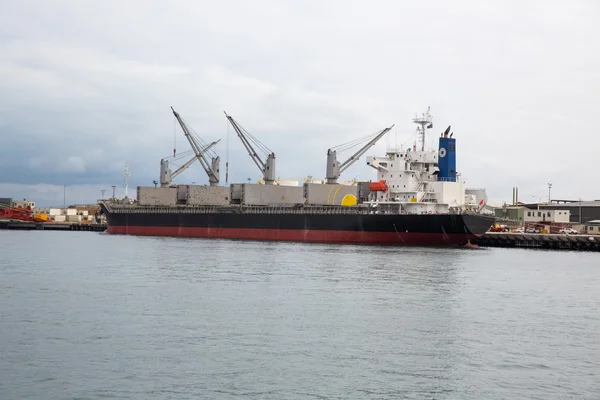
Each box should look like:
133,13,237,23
579,198,582,224
101,189,105,200
63,185,66,208
548,183,552,204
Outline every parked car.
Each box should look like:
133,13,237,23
514,227,525,233
526,227,541,234
559,228,579,234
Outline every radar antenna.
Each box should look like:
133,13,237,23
412,106,433,151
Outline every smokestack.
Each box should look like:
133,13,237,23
516,187,519,204
512,187,515,205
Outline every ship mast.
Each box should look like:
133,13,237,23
412,106,433,151
124,164,130,198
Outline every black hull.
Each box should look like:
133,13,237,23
101,205,495,246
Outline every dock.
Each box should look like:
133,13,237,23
474,232,600,251
0,220,107,232
2,219,598,251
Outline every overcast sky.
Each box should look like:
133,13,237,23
1,0,598,206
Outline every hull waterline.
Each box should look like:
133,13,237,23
101,205,495,247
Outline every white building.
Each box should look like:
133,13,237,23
524,209,570,223
585,220,600,235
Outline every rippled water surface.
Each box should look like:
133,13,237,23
1,231,599,399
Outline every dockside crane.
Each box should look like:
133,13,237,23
224,112,276,185
171,107,221,186
326,125,395,184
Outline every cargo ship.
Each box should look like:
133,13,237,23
99,107,495,246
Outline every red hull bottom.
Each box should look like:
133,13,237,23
107,226,475,246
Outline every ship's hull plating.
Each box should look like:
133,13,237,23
102,207,494,246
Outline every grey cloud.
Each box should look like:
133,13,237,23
1,0,599,205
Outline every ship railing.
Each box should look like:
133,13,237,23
409,177,460,183
436,177,458,182
107,203,372,215
105,202,486,217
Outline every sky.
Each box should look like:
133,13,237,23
1,0,599,207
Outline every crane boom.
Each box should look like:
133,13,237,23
326,125,395,184
170,156,198,179
224,111,276,185
171,107,221,186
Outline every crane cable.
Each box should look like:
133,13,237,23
331,129,387,153
173,114,177,157
177,115,219,159
226,119,230,184
230,117,272,156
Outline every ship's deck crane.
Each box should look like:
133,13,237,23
160,153,196,187
171,107,221,187
224,112,276,185
160,142,219,187
326,125,395,184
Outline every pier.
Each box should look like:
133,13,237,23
2,219,599,251
0,220,107,232
474,232,600,252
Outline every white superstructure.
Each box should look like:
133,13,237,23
365,108,487,214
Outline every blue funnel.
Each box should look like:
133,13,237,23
438,136,456,182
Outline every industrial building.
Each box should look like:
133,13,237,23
521,200,600,224
506,187,600,224
0,198,36,209
524,209,570,223
494,206,525,222
584,220,600,235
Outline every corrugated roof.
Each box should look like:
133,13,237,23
525,201,600,208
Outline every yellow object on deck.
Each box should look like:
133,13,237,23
35,213,48,220
410,197,417,202
341,194,357,206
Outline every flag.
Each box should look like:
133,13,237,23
427,123,433,129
